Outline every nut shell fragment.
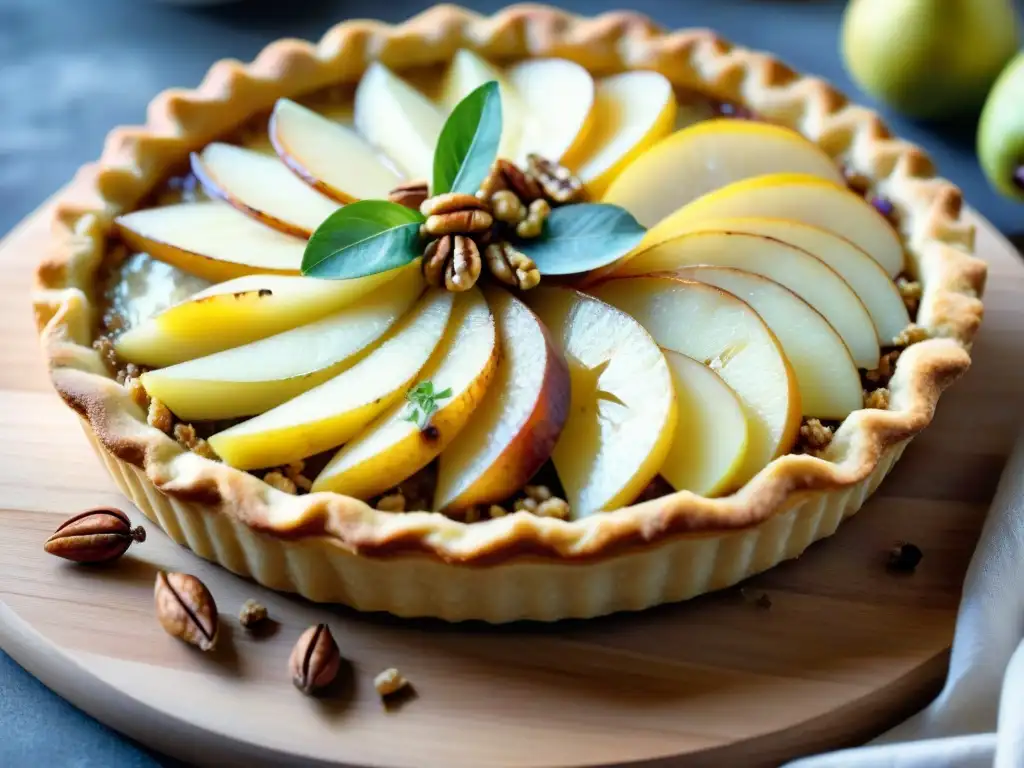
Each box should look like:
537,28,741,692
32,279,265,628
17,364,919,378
44,507,146,564
154,571,219,651
290,623,342,695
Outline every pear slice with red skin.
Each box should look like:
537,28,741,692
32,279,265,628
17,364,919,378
269,98,403,204
312,289,498,500
434,286,571,512
190,142,340,238
525,286,678,518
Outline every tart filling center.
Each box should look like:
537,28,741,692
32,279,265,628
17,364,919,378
94,51,923,522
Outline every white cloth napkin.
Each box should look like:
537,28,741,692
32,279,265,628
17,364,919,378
787,428,1024,768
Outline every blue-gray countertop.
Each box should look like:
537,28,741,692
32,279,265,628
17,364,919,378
2,1,1022,765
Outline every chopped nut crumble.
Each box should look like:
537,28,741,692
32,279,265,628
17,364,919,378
238,599,268,628
173,423,219,461
524,485,552,503
285,462,313,492
123,376,150,410
896,277,922,316
514,497,539,514
374,667,410,698
264,471,298,495
865,350,901,386
536,498,571,520
864,388,891,410
893,323,929,348
799,418,834,455
376,493,406,512
147,398,173,434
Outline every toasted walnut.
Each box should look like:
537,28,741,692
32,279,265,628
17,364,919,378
387,180,429,211
264,471,297,495
799,418,834,455
866,350,901,385
376,493,406,512
526,154,583,204
374,667,410,698
893,323,929,348
478,158,543,204
285,462,312,492
491,190,528,224
864,388,891,410
92,336,119,372
147,398,173,434
484,241,540,290
423,234,482,292
896,277,922,315
516,199,551,239
173,423,219,461
123,376,150,410
536,498,571,520
420,193,493,237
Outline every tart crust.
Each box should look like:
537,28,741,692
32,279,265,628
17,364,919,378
32,3,985,621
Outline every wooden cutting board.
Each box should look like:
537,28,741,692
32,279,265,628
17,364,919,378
1,183,1021,768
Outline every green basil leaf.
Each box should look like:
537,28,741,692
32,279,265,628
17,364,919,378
519,204,647,275
433,81,502,196
302,200,424,279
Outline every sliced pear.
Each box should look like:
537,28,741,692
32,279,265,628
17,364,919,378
506,59,596,166
602,120,845,227
440,49,524,160
312,289,498,499
661,349,749,497
140,267,426,420
648,217,910,343
525,287,677,518
644,173,905,277
189,142,340,238
269,98,403,204
434,286,571,512
601,230,879,369
673,266,862,419
114,201,305,282
591,276,801,487
354,62,445,182
571,71,677,198
115,264,415,367
209,289,455,470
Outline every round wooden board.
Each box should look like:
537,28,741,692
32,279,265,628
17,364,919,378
1,179,1021,768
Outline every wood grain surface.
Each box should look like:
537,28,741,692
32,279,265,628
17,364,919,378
0,188,1021,767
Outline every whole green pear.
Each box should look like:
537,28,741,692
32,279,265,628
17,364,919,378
978,52,1024,201
841,0,1020,119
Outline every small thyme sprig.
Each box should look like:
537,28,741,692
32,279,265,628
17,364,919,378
403,381,453,431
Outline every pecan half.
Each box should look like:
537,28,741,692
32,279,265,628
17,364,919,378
526,154,583,204
387,180,429,211
290,623,342,696
424,234,482,292
478,159,543,204
154,571,219,651
420,193,493,237
484,241,540,290
44,508,146,564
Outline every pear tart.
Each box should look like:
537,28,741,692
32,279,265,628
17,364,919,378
33,5,985,622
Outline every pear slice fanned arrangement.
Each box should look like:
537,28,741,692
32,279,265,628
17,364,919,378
110,49,913,520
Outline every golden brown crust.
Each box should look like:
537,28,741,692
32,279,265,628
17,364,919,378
33,3,985,565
